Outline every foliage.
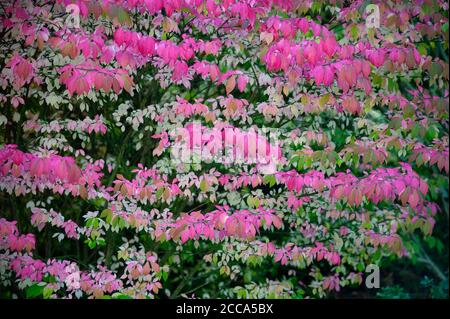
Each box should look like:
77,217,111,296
0,0,448,299
376,285,411,299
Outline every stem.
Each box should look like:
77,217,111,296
417,252,447,282
414,235,447,281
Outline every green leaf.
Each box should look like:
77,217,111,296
200,179,209,192
156,187,164,199
113,293,133,299
87,239,97,249
101,208,112,219
43,287,53,299
26,283,45,298
247,196,255,208
116,8,131,25
264,174,276,187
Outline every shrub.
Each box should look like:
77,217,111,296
0,0,448,299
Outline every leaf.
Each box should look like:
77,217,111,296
87,239,97,249
26,283,45,298
408,191,420,208
163,187,171,201
260,31,274,45
156,187,164,199
43,287,53,299
319,93,330,107
442,22,449,33
100,208,112,219
200,179,209,192
237,76,248,92
271,215,283,229
264,174,276,187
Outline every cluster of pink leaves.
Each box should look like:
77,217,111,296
260,16,324,41
0,218,35,253
3,0,286,97
48,28,107,60
409,141,449,174
113,28,249,90
0,143,434,218
406,89,450,117
362,230,406,256
112,165,181,203
0,150,427,269
5,54,36,89
31,208,81,239
263,37,421,95
278,163,430,209
107,157,432,213
59,61,134,96
377,91,449,121
322,275,341,292
0,145,104,198
87,0,294,21
1,217,162,298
